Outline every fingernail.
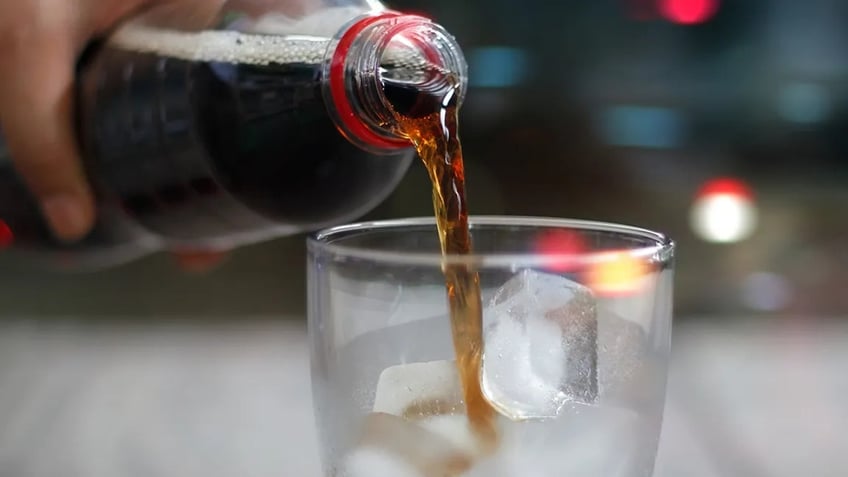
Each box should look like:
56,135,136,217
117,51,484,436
41,195,90,241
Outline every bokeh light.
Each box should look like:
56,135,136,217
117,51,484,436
599,105,686,149
0,220,13,248
690,178,758,243
534,230,586,272
467,47,528,88
658,0,719,25
586,251,649,297
778,83,831,124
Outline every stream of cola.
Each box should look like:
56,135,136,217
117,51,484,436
386,78,499,452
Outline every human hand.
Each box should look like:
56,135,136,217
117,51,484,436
0,0,161,241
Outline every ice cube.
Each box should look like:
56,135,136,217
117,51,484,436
373,360,464,417
339,412,474,477
481,269,598,420
463,404,646,477
598,309,658,407
418,414,490,460
372,361,490,461
340,447,424,477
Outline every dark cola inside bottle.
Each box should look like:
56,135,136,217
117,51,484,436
0,6,467,270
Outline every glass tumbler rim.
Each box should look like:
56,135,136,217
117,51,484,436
308,215,674,268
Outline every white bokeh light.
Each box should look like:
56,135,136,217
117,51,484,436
690,193,758,243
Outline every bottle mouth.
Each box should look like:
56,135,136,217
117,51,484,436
326,12,468,153
376,20,465,121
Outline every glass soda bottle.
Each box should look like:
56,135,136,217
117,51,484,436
0,0,467,271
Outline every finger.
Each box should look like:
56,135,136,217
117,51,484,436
0,22,94,241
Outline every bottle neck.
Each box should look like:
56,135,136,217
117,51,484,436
324,12,467,153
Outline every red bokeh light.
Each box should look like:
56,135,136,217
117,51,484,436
659,0,719,25
534,230,586,272
695,177,754,201
0,220,14,248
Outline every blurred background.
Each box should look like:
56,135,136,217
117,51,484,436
0,0,846,475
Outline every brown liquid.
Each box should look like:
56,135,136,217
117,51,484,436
389,80,499,451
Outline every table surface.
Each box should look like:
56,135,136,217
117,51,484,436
0,317,845,476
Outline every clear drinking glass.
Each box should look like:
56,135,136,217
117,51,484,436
307,216,675,477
